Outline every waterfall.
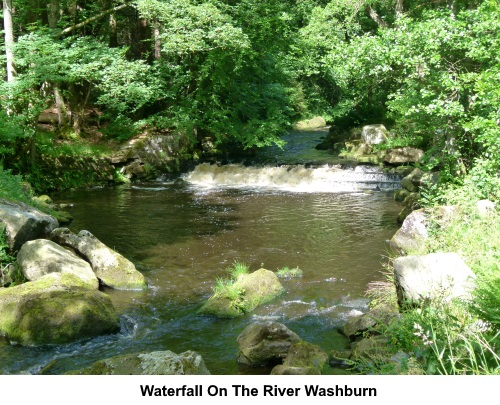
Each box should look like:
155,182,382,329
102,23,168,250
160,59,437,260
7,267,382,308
183,163,401,193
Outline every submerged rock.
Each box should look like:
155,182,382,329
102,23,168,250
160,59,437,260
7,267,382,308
393,252,476,305
0,199,58,252
199,268,284,317
67,350,210,375
0,273,119,345
17,239,98,289
50,228,147,290
237,322,301,366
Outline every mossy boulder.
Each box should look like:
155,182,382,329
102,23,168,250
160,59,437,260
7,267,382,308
17,239,99,289
50,228,147,290
0,273,119,345
237,322,301,366
67,350,210,375
271,341,328,375
199,268,285,317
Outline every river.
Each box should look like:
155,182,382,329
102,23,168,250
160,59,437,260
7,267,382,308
0,129,402,374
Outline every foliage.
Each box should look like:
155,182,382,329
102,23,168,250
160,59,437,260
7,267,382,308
0,165,32,203
276,266,303,279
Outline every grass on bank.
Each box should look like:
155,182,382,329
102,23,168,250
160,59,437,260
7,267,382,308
362,198,500,375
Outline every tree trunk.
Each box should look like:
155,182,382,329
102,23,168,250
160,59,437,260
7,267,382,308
153,18,161,60
395,0,404,19
3,0,16,82
48,0,60,28
109,13,118,47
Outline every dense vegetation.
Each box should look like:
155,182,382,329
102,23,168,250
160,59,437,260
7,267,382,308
1,0,500,374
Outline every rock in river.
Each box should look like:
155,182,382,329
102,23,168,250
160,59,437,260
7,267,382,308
0,273,119,345
17,239,99,289
50,228,147,290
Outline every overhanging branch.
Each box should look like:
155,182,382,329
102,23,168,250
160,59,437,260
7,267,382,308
60,3,133,36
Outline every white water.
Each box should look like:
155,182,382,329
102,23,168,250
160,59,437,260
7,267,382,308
183,163,402,193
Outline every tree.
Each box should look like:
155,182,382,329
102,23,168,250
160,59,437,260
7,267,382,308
3,0,16,82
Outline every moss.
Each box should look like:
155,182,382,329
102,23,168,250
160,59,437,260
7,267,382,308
0,273,119,345
199,268,285,318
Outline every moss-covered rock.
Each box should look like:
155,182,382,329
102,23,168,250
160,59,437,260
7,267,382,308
199,268,284,317
341,304,399,339
271,341,329,374
50,228,147,290
294,116,327,130
67,350,210,375
0,273,119,345
237,322,301,366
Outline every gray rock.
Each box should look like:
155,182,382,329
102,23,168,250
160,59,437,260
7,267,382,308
67,350,210,375
237,322,301,366
0,199,58,252
400,168,423,192
50,228,147,290
390,209,428,255
391,206,460,254
0,273,119,345
17,239,98,289
342,304,399,339
383,147,424,164
361,124,388,145
393,252,476,305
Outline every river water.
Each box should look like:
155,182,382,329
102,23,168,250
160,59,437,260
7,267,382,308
0,130,402,375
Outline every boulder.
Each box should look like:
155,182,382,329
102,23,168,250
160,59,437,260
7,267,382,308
0,199,58,252
50,228,147,290
199,268,284,317
394,189,411,202
67,350,210,375
390,209,428,255
361,124,388,145
237,322,301,366
271,341,328,375
341,304,399,339
294,116,327,130
390,206,460,255
0,273,119,345
393,252,476,305
400,169,423,192
351,336,390,362
383,147,424,165
17,239,98,289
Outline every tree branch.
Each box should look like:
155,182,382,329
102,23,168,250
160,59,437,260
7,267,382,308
365,6,388,28
60,3,132,36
